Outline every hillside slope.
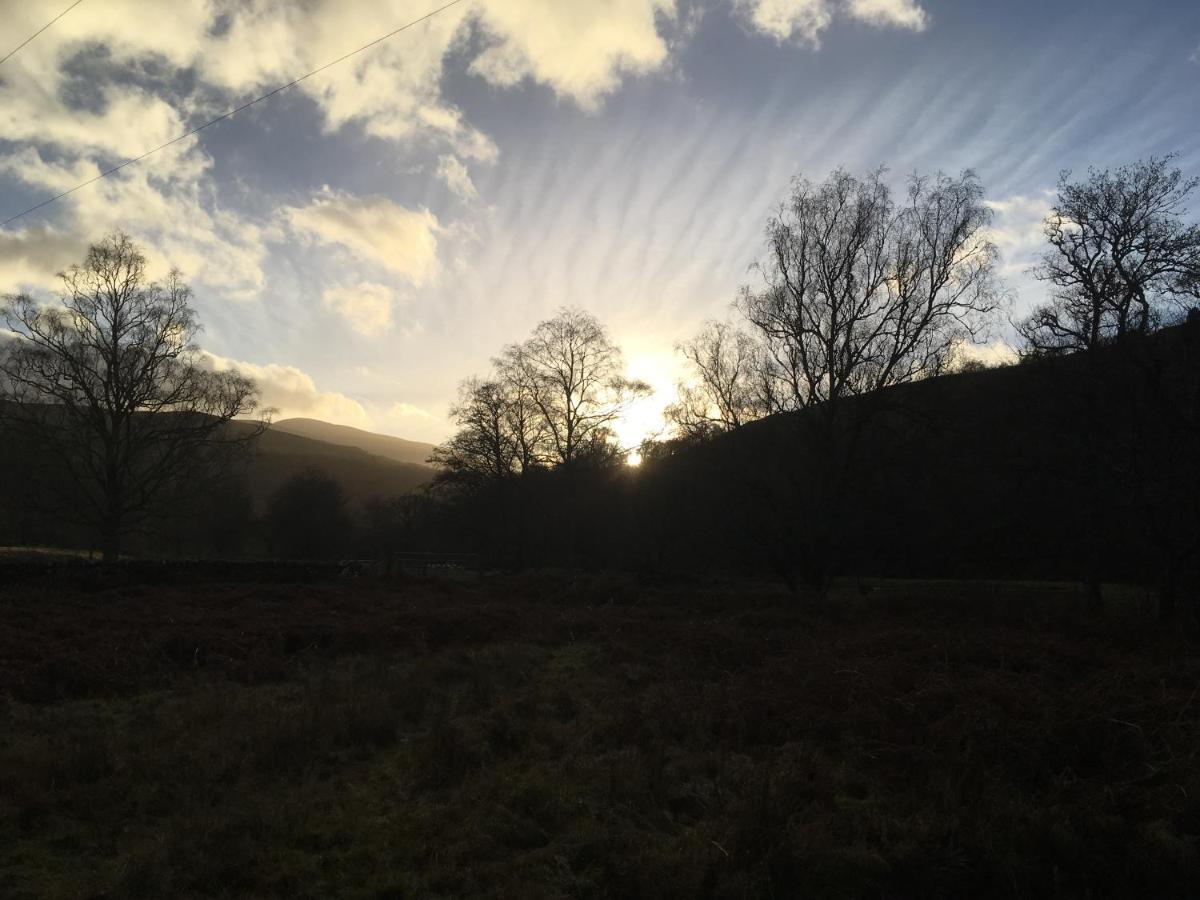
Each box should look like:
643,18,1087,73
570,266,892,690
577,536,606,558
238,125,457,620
225,420,435,511
271,418,436,467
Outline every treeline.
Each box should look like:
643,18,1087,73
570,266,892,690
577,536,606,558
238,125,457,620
413,158,1200,618
2,158,1199,618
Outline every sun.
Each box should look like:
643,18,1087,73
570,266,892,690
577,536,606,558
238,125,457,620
612,351,681,462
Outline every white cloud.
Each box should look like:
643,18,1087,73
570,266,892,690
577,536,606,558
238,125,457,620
322,282,397,335
199,350,370,426
985,193,1053,277
0,0,679,164
470,0,677,109
734,0,927,44
197,351,449,439
287,190,440,286
736,0,832,44
845,0,927,31
0,0,689,308
437,155,480,203
951,338,1019,370
381,401,446,443
389,401,439,422
0,146,268,302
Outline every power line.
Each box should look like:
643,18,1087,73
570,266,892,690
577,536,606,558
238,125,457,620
0,0,85,67
1,0,466,228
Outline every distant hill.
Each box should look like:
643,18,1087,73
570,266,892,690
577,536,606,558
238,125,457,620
0,410,439,553
223,420,436,512
270,418,436,467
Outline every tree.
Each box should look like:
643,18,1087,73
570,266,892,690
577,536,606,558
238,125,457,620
742,167,999,411
1014,158,1200,620
1018,156,1200,355
666,320,772,439
736,167,1000,587
267,469,351,560
0,232,263,560
428,309,648,569
429,377,523,485
518,308,650,466
493,343,552,473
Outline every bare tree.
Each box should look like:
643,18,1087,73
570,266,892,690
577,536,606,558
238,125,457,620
430,377,522,484
494,343,552,473
742,167,1000,411
0,232,264,560
666,320,773,439
1013,158,1200,619
735,167,1000,588
518,307,650,465
1018,156,1200,355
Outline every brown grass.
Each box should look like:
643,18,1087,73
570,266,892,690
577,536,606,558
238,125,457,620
1,572,1198,897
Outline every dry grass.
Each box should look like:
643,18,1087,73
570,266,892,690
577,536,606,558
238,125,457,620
1,572,1197,897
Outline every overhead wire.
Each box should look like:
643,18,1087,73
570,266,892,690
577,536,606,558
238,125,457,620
1,0,467,228
0,0,85,67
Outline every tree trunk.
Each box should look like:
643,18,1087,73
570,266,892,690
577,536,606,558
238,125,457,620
100,527,121,562
101,488,123,562
1158,565,1178,626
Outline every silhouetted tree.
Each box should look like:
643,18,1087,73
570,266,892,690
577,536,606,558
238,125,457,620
267,469,351,560
738,167,1001,587
428,309,648,567
666,320,772,439
430,377,523,484
742,167,999,410
516,307,650,466
0,232,264,560
494,343,552,472
1015,158,1200,619
1018,156,1200,355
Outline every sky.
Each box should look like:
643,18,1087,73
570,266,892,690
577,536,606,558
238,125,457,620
1,0,1198,446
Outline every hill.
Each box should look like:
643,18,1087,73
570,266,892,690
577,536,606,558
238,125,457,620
225,420,435,512
0,413,437,554
633,323,1200,586
270,418,435,467
423,323,1200,591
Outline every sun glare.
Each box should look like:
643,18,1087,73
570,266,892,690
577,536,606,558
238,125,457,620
612,352,681,457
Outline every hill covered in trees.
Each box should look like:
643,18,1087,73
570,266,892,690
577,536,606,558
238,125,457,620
410,321,1198,608
1,414,434,557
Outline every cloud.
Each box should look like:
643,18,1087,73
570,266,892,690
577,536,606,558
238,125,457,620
951,338,1019,370
0,0,680,163
734,0,927,44
380,401,446,443
0,146,268,302
287,190,440,286
437,155,480,203
322,282,397,335
197,350,449,439
470,0,677,109
0,226,87,293
844,0,927,31
735,0,833,44
198,351,370,426
389,401,439,422
985,194,1053,277
0,0,687,307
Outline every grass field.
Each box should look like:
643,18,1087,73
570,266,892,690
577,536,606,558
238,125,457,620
1,572,1197,898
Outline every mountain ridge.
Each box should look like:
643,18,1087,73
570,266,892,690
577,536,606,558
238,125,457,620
269,417,436,467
